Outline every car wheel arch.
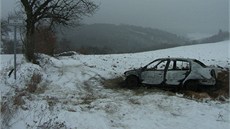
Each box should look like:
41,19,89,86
210,69,217,79
125,75,140,88
183,79,199,91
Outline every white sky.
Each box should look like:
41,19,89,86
1,0,229,34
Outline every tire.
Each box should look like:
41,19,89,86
125,75,139,88
184,80,198,91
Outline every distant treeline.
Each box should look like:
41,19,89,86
57,24,188,54
2,23,228,55
189,30,229,44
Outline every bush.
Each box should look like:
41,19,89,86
1,89,26,128
1,40,14,54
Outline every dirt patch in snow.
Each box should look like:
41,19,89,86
209,70,229,99
184,70,229,101
103,77,125,89
103,70,229,101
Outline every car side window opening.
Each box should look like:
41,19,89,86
175,61,190,70
146,60,161,70
155,60,168,70
193,60,207,68
167,61,174,70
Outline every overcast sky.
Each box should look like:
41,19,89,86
1,0,229,34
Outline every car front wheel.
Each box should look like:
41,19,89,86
125,75,139,88
184,80,198,91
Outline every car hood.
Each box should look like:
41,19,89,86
124,68,142,77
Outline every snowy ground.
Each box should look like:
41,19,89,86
0,40,230,129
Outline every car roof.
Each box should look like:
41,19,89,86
155,57,196,61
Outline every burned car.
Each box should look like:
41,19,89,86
124,58,217,91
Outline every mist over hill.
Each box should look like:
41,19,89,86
197,30,229,43
187,30,229,45
57,24,188,54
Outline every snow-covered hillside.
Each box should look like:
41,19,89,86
186,33,213,40
0,40,229,129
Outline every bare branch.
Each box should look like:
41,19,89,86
19,0,98,62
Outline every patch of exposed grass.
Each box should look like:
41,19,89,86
207,70,229,101
27,73,42,93
1,89,26,128
103,76,125,89
80,94,97,105
103,70,229,102
103,77,169,95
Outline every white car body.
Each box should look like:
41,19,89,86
124,58,216,88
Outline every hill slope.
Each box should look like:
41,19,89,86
58,24,187,53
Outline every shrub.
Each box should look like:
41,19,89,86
1,89,25,128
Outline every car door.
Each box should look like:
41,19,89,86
166,60,190,85
141,60,168,85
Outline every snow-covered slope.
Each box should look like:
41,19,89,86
0,40,229,129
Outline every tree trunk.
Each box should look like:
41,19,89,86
24,20,35,63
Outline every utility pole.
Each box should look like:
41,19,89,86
8,17,23,80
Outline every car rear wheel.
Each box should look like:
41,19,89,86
184,80,198,91
125,75,139,88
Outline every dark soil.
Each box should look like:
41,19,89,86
207,70,229,99
103,70,229,101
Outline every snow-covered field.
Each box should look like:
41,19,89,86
0,40,230,129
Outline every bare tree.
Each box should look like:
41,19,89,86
1,19,11,54
20,0,98,63
1,19,11,39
